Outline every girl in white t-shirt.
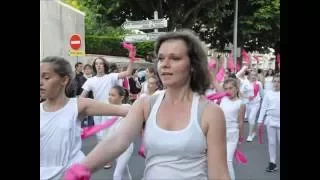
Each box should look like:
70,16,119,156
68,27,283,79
219,78,246,180
40,56,129,180
140,67,156,95
101,85,134,180
138,76,161,99
258,74,280,172
246,71,264,142
264,69,275,94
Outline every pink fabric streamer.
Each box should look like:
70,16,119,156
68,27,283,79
138,144,146,158
276,53,280,69
235,149,248,164
258,124,264,144
81,117,118,140
236,62,241,72
215,66,225,83
208,58,217,70
249,82,259,101
122,42,138,62
63,163,91,180
253,55,259,64
228,53,235,72
241,49,250,63
239,136,244,144
122,77,129,89
206,92,231,102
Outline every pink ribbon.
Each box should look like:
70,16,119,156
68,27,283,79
258,124,264,144
241,49,250,63
208,58,217,70
215,65,225,83
63,163,91,180
121,42,138,62
138,144,146,158
122,77,129,89
235,149,248,164
236,62,241,72
81,117,118,140
276,53,280,69
253,55,259,64
249,82,259,101
206,92,231,102
228,53,235,72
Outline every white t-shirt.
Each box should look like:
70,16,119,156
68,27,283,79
82,73,119,102
258,91,280,127
239,79,250,104
247,81,264,104
220,97,243,128
264,76,273,93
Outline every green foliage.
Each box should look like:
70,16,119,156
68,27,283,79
194,0,280,53
86,36,154,57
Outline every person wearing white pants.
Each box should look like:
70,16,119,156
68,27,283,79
258,74,280,172
101,85,134,179
220,78,246,180
245,71,264,142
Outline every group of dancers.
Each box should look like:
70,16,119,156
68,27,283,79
40,29,280,180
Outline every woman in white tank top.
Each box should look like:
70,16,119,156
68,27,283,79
219,78,246,180
40,57,129,180
64,30,230,180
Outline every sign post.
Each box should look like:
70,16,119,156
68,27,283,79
122,13,168,43
69,34,85,62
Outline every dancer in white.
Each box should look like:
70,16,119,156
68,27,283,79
258,74,280,172
80,57,134,142
64,30,230,180
219,78,246,180
138,76,161,99
101,85,134,179
236,65,250,122
246,70,264,142
40,56,129,180
264,69,275,94
140,67,156,95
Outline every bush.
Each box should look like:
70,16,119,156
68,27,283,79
85,35,155,58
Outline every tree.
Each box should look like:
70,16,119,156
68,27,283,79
193,0,280,53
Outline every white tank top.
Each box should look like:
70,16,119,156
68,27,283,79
40,98,84,180
220,97,243,128
143,91,208,179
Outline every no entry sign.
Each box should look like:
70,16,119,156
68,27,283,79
69,34,82,50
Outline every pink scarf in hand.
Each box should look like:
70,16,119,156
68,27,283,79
81,117,118,140
63,163,91,180
122,42,138,62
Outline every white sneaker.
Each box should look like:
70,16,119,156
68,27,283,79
251,132,256,140
246,135,253,142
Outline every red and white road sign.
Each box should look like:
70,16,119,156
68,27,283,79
69,34,82,50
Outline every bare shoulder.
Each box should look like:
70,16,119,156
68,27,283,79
199,96,225,127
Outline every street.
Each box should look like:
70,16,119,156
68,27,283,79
81,123,280,180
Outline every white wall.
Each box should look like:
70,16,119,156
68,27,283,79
40,0,85,68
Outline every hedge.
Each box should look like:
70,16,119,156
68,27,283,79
85,35,155,58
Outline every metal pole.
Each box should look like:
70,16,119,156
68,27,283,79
154,11,158,33
233,0,238,72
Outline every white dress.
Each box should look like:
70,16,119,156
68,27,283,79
40,98,84,180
